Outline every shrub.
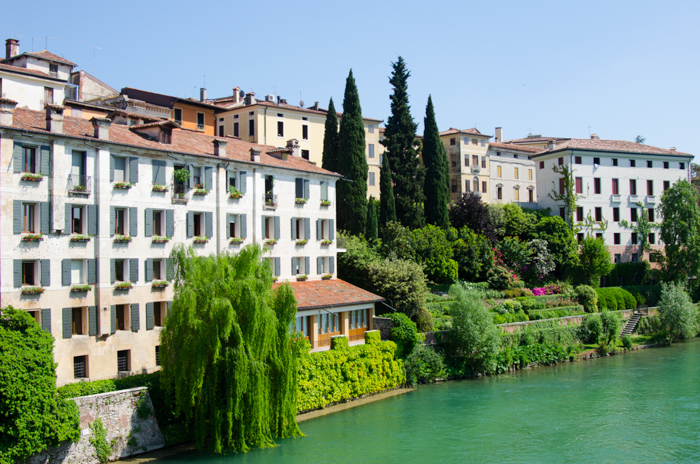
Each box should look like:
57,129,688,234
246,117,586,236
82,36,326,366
492,311,529,324
404,345,446,386
527,306,585,320
367,258,429,319
574,285,599,312
387,313,419,358
621,285,661,306
415,307,434,333
657,282,699,342
621,335,633,350
411,224,459,284
578,314,603,344
600,311,622,344
487,265,517,290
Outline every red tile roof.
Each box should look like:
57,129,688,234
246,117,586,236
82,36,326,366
273,279,384,310
212,99,383,122
4,108,341,176
439,127,488,137
535,139,692,157
506,136,570,143
0,63,62,81
489,142,543,153
25,50,77,66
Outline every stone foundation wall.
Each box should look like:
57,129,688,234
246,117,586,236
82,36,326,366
372,317,393,340
29,387,164,464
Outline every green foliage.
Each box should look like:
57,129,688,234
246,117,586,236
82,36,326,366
330,336,350,351
501,321,579,348
577,237,614,287
336,70,368,235
547,164,581,228
89,419,112,464
387,313,419,358
600,311,622,344
296,341,405,412
574,285,599,312
604,262,653,287
379,149,397,228
452,228,494,282
415,307,435,333
487,204,506,239
621,335,633,350
366,258,429,319
365,331,381,345
159,245,301,453
503,203,538,239
621,285,661,306
578,314,603,344
449,192,496,240
527,306,585,320
595,287,637,311
619,202,657,256
487,265,518,291
321,97,339,173
136,394,153,419
657,282,699,342
381,57,425,229
337,234,381,288
527,239,556,283
411,224,458,284
379,221,415,261
173,168,190,185
0,307,80,464
496,343,569,373
496,236,531,277
492,311,529,324
405,345,446,386
365,197,378,241
422,95,450,229
534,216,578,280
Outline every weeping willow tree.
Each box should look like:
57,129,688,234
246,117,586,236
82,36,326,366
160,244,302,453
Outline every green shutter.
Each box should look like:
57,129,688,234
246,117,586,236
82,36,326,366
239,171,247,193
186,212,193,237
41,308,51,333
204,166,213,190
110,259,116,284
40,202,50,234
295,178,303,198
130,258,138,283
240,214,247,239
13,142,23,173
145,259,152,282
41,259,50,287
88,259,96,284
62,307,72,339
40,145,51,176
304,218,310,241
13,260,22,287
88,306,97,336
146,303,154,330
110,306,116,334
129,207,137,236
144,208,153,237
274,216,280,240
129,157,139,183
303,179,310,199
131,303,140,332
291,218,297,240
330,257,335,274
109,207,115,237
87,205,97,235
166,210,174,237
329,220,335,241
13,200,22,234
65,204,72,233
205,212,213,237
110,154,115,181
62,259,71,286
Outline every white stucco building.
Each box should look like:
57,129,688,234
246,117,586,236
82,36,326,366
488,140,540,207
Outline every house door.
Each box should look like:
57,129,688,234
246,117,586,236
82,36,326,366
317,312,341,348
71,152,85,178
348,309,368,342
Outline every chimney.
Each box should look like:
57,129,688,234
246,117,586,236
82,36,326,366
232,87,241,104
5,38,19,60
312,101,320,110
286,138,300,157
495,127,503,143
245,92,256,105
91,117,111,140
200,88,207,102
213,139,227,157
45,104,64,134
0,98,18,126
590,134,600,140
670,147,676,151
280,98,287,105
250,147,261,162
548,139,556,150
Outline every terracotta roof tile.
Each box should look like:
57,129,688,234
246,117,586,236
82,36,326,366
439,127,487,137
536,139,692,157
0,63,60,81
24,50,77,66
273,279,384,310
489,142,543,153
212,99,383,122
506,136,570,143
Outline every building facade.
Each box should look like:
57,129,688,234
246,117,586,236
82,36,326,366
440,128,492,202
487,142,539,207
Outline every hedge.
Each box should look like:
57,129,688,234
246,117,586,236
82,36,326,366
296,340,405,412
527,305,585,320
500,321,579,348
621,285,662,307
596,287,637,311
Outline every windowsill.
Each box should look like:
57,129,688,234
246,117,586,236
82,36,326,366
70,334,89,339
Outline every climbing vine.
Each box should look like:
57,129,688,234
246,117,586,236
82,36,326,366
548,164,582,229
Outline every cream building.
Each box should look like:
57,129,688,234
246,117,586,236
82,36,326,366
439,128,492,202
488,139,540,206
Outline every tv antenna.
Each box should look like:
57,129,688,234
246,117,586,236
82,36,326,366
92,46,102,74
31,38,40,51
45,36,57,49
588,126,592,137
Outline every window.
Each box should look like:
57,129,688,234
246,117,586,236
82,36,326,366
473,178,479,192
528,169,533,180
368,144,375,158
612,158,618,166
450,138,456,146
249,111,254,116
291,257,308,275
576,207,583,222
575,177,583,194
154,302,166,327
71,260,84,284
22,261,36,285
663,161,669,169
612,179,619,195
49,63,58,76
465,180,470,192
647,160,653,168
155,346,161,366
558,157,564,166
596,233,603,240
113,157,126,182
233,122,239,137
472,138,478,146
514,168,519,179
44,87,54,105
153,259,163,280
575,156,582,164
369,172,375,186
174,109,182,124
74,356,87,379
72,307,85,335
472,155,478,166
192,166,202,187
629,179,637,195
248,119,255,136
152,210,163,236
528,189,534,202
613,207,620,222
481,157,486,169
647,180,654,196
630,159,636,167
497,187,502,200
302,124,309,140
117,350,130,372
115,208,126,235
451,182,458,194
594,178,601,194
23,203,36,233
196,113,205,130
463,137,469,145
115,304,128,331
292,217,309,241
23,147,37,173
539,161,544,169
559,178,565,195
614,233,620,245
115,259,126,282
301,150,309,160
514,188,519,201
263,216,278,240
631,253,639,263
513,154,518,159
482,181,487,194
193,213,202,237
464,154,469,167
648,208,655,222
160,128,172,144
680,162,685,170
631,208,638,222
277,121,284,137
594,157,600,165
497,166,502,178
559,208,565,219
218,126,224,137
368,124,375,133
595,207,602,222
649,233,656,244
614,254,621,263
663,180,670,191
631,233,638,245
481,140,486,147
577,233,584,244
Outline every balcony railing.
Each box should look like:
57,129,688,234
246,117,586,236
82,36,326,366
172,181,188,203
611,194,621,203
471,165,481,174
68,174,91,195
263,193,278,210
646,195,657,205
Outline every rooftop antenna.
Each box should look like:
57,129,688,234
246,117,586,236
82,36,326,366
587,126,592,137
91,46,102,74
45,36,57,50
31,38,40,51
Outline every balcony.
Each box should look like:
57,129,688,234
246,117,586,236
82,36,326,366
646,195,657,205
471,165,481,174
629,194,639,203
263,193,278,210
611,194,621,203
68,174,91,196
172,181,188,204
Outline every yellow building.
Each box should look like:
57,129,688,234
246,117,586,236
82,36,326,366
439,128,492,202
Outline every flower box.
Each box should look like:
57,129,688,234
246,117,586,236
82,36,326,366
228,187,243,199
295,239,308,246
21,173,43,182
230,237,244,244
193,236,209,244
296,274,308,282
320,239,333,246
265,239,278,246
71,184,88,192
70,235,91,242
21,234,43,242
152,184,169,192
71,284,92,293
113,182,133,189
151,280,169,288
22,286,45,294
322,274,332,280
295,198,307,205
114,235,132,243
320,200,331,207
152,236,170,243
115,281,133,290
193,189,209,196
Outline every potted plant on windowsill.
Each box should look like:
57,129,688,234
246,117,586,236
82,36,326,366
70,234,91,242
193,236,209,244
320,239,333,246
320,200,331,207
296,274,308,282
114,281,133,290
228,186,243,199
71,184,88,192
193,184,209,196
295,239,308,246
113,182,133,189
21,234,43,242
22,286,45,294
230,237,244,244
21,173,44,182
152,184,168,192
151,280,169,288
322,274,332,280
152,235,170,244
71,284,92,293
114,234,132,243
295,198,307,205
265,238,277,246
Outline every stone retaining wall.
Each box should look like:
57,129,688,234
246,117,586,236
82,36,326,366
499,308,658,333
372,317,393,340
29,387,164,464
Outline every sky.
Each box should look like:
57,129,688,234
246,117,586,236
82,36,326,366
6,0,699,157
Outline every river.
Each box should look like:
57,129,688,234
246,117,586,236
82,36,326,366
154,339,700,463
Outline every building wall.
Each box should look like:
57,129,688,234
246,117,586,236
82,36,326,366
488,149,537,204
442,133,491,203
172,102,216,135
0,71,65,110
365,121,382,199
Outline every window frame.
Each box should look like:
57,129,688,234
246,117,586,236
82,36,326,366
23,203,36,233
23,146,37,173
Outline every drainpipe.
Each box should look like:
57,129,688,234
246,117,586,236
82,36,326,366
263,106,268,145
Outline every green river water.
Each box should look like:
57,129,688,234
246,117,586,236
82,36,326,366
155,339,700,463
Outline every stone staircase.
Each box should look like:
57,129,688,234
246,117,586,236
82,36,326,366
621,312,642,336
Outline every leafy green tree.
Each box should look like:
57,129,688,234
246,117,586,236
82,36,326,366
448,283,500,374
658,180,700,289
387,313,419,358
379,149,397,229
321,98,339,173
691,163,700,188
577,237,614,287
422,95,450,229
503,203,537,239
547,164,581,228
404,345,446,386
336,70,368,235
366,258,428,319
381,57,424,229
487,203,506,239
365,196,378,241
449,192,496,240
534,216,578,279
0,308,80,463
527,239,555,283
600,311,622,345
379,222,415,261
411,224,458,284
657,282,699,343
160,245,301,453
496,236,531,277
452,228,494,282
620,202,657,256
337,234,381,288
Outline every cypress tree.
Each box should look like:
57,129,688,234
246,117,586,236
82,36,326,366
321,98,339,173
422,95,450,228
380,56,424,229
379,151,397,227
365,196,378,241
336,70,368,235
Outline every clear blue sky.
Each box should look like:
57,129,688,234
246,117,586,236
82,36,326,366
7,0,699,157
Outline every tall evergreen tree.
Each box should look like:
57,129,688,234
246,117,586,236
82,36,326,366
379,151,397,227
422,95,450,228
365,196,378,241
336,70,368,235
380,57,424,229
321,98,339,173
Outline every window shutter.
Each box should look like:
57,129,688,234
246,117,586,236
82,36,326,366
205,212,213,237
317,257,322,274
89,306,97,336
41,308,51,333
166,210,174,237
41,259,50,287
316,219,322,240
145,259,153,282
329,219,335,241
261,216,266,239
62,259,71,286
87,205,98,235
187,212,194,237
88,259,96,284
321,181,328,201
152,160,165,185
291,218,297,240
304,218,310,240
146,303,154,330
40,201,50,234
292,257,298,273
166,259,174,280
62,307,72,339
330,257,335,274
40,145,51,175
110,305,116,334
305,257,310,274
240,214,247,239
130,258,139,283
239,171,247,193
226,214,232,239
110,259,116,284
187,164,194,189
65,204,72,233
13,200,22,234
167,301,173,319
110,206,115,237
274,216,280,240
13,142,22,173
110,154,115,181
131,303,140,332
129,207,138,236
204,166,213,190
13,260,22,287
295,178,303,198
304,179,310,199
129,157,139,183
274,257,280,277
144,208,153,237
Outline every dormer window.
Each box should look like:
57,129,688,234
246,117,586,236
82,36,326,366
49,64,58,77
160,128,172,144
